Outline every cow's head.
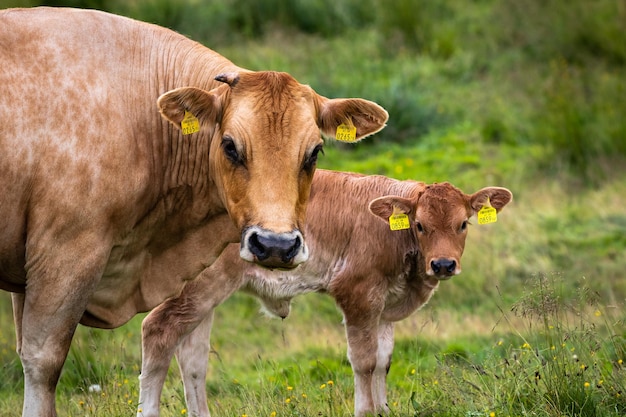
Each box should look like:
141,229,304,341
158,71,388,269
369,182,512,279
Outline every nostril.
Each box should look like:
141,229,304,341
431,260,440,274
248,232,269,261
446,260,456,273
283,235,301,263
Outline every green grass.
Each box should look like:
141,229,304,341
1,0,626,415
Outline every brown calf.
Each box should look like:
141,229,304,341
138,169,512,417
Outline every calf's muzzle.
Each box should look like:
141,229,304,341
431,258,457,278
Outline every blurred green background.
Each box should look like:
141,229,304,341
1,1,625,415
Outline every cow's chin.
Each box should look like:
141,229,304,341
241,253,307,271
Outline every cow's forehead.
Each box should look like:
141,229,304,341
230,71,312,111
221,71,319,146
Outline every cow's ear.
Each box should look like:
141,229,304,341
368,196,413,224
469,187,513,214
157,87,223,130
316,96,389,142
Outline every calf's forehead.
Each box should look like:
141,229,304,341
417,184,470,224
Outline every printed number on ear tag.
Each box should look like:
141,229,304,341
336,122,357,142
181,110,200,135
389,213,410,231
478,205,497,225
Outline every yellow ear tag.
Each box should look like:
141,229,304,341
389,206,411,231
181,110,200,135
477,197,497,225
336,119,357,143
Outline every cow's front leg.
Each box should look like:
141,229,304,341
19,245,109,417
372,320,394,414
11,293,25,355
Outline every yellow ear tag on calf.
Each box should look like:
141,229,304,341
336,119,357,142
181,110,200,135
477,197,497,225
389,207,411,231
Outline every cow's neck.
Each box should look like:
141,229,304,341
138,32,241,215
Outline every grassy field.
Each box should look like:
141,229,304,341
1,0,626,416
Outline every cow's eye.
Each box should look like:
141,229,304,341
221,136,243,165
416,222,424,233
303,144,324,173
460,220,468,232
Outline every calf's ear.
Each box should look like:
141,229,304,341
469,187,513,214
368,196,413,224
316,96,389,142
157,86,225,131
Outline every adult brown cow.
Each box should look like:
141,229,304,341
0,8,388,416
138,169,512,417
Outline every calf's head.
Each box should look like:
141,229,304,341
158,71,388,269
369,182,512,279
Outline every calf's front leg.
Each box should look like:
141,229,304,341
372,320,394,414
138,245,244,417
175,312,214,417
345,321,378,417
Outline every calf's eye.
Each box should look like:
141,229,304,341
416,222,424,233
460,221,468,232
